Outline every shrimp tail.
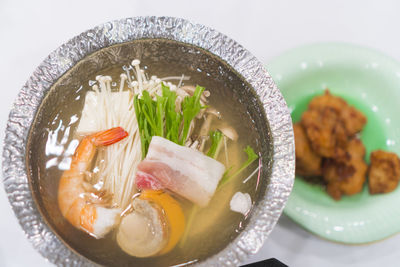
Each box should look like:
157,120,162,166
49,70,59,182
91,127,129,146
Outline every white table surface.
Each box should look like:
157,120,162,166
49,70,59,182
1,0,400,266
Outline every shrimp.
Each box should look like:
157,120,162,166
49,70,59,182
58,127,128,238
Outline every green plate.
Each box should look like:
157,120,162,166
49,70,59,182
267,43,400,244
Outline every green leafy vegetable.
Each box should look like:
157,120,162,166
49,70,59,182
207,130,223,158
134,83,205,157
178,204,198,248
218,145,258,187
181,145,258,247
162,83,181,144
180,85,206,145
134,94,150,158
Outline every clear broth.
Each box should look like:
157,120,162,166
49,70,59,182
27,40,272,266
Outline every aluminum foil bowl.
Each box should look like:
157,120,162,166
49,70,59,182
2,17,294,266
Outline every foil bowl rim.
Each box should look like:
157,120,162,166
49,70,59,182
1,16,295,266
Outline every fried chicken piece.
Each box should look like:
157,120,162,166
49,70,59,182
301,107,347,158
368,150,400,194
322,138,368,200
309,90,367,136
296,90,370,200
309,90,348,112
341,105,367,136
293,123,322,177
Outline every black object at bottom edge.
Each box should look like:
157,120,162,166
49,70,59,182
241,258,288,267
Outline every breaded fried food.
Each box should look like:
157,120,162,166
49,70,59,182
308,89,348,112
322,139,368,200
293,123,322,177
308,90,367,136
301,107,347,158
293,90,400,199
368,150,400,194
341,105,367,136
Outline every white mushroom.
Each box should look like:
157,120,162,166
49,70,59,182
217,125,238,164
131,59,141,66
131,60,144,92
119,73,127,92
186,120,196,143
218,126,238,141
180,85,195,94
206,107,221,119
180,85,209,103
176,87,190,98
198,108,220,151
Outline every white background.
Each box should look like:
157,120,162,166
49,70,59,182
1,0,400,266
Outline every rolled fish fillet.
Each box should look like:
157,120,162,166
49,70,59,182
92,207,121,238
136,136,226,207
